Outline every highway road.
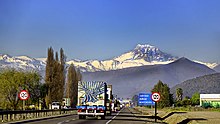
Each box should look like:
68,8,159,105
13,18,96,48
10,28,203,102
13,108,161,124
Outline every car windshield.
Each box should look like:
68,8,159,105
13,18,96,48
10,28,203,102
52,102,60,105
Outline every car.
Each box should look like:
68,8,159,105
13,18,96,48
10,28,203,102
115,106,121,111
52,102,60,109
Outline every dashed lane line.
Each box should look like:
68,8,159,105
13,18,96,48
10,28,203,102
106,108,124,124
57,121,64,124
65,120,70,123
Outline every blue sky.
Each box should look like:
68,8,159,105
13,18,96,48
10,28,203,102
0,0,220,63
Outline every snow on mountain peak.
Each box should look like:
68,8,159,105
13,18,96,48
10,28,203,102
135,44,156,49
0,54,12,60
132,44,176,62
193,60,218,69
0,44,217,72
16,56,34,61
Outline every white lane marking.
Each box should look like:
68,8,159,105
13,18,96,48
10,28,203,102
65,120,70,122
57,119,71,124
57,121,64,124
106,108,123,124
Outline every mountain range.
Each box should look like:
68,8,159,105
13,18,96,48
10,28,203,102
0,44,219,98
82,57,216,98
0,44,218,72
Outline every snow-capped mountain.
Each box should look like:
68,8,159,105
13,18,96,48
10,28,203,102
193,60,218,69
0,44,218,72
67,44,178,72
132,44,176,61
0,54,46,71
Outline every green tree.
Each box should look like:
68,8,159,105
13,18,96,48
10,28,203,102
45,47,54,107
176,88,183,101
0,69,41,110
181,96,191,106
58,48,66,102
51,55,61,102
39,83,47,109
151,80,172,108
45,47,66,108
77,68,82,81
191,92,200,105
66,64,81,108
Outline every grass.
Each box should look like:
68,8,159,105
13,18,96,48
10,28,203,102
135,105,220,113
161,106,220,112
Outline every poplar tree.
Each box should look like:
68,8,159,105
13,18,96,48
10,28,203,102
59,48,66,102
45,47,66,107
66,64,82,108
45,47,54,107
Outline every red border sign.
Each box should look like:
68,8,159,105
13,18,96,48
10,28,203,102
18,90,30,100
151,92,161,102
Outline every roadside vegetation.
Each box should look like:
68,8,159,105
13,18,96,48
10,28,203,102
0,47,82,110
133,80,220,112
0,69,42,110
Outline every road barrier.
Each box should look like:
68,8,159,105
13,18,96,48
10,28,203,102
0,109,77,123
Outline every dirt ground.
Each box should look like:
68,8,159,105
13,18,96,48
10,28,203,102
183,111,220,124
134,107,220,124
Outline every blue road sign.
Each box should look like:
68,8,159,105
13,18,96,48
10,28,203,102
138,93,155,106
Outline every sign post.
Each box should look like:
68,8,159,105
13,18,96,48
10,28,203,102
151,92,161,122
18,90,30,110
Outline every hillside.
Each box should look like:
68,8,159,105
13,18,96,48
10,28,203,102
171,73,220,98
83,57,216,98
214,65,220,72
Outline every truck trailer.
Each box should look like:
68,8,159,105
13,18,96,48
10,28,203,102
106,85,113,115
77,81,107,119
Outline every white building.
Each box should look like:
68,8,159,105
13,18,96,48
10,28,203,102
200,94,220,108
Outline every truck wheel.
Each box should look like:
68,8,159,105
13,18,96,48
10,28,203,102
101,116,105,120
79,115,86,119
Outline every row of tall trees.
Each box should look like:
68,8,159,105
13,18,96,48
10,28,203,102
0,47,82,110
45,47,66,107
0,69,42,110
45,47,81,108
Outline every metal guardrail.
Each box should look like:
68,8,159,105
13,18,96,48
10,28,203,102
0,108,77,123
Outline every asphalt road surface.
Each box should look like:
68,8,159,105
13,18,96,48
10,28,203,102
13,108,160,124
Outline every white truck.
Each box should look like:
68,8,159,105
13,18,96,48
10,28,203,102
106,85,113,115
77,81,107,119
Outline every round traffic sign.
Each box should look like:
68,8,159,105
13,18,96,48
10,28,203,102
151,92,160,102
18,90,29,100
